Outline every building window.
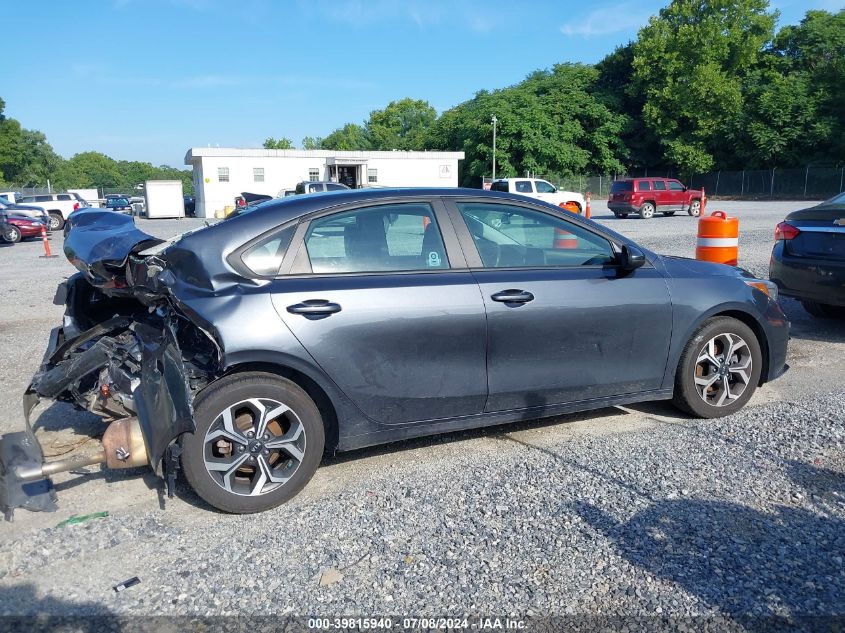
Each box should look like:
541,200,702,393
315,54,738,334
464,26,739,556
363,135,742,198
253,167,264,182
218,167,229,182
367,168,378,183
309,168,320,182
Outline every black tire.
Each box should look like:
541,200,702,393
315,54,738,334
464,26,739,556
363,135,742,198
801,300,845,319
639,202,656,219
3,226,21,243
688,199,701,217
181,371,325,513
672,317,762,418
48,212,64,230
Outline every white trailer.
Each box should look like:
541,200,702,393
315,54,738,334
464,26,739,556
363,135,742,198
68,188,100,207
144,180,185,219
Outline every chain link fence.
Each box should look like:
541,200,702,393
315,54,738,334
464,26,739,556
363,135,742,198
502,166,845,199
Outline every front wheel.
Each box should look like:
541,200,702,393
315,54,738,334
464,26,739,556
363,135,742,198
2,226,21,243
801,300,845,319
181,372,325,513
639,202,655,219
48,212,64,230
672,317,762,418
688,200,701,216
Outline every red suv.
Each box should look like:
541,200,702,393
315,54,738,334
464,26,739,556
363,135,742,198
608,178,704,219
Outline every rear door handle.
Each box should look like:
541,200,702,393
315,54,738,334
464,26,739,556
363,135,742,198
287,299,342,315
491,289,534,304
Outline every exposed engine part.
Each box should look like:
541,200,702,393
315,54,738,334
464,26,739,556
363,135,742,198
101,417,149,469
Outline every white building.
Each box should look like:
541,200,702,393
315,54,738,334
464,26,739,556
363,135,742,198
184,148,465,218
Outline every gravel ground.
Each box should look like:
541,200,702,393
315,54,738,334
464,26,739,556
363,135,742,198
0,201,843,625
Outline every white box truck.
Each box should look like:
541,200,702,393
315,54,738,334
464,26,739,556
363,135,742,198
144,180,185,219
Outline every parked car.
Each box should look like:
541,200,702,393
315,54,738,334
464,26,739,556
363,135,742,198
0,198,50,227
294,181,350,195
0,191,20,204
18,193,82,230
769,193,845,319
608,178,704,219
489,178,585,213
0,215,45,243
0,188,789,517
104,196,132,211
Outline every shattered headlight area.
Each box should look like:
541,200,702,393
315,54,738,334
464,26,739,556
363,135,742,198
1,259,219,519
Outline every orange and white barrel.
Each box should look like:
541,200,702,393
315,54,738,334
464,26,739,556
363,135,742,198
553,226,578,249
695,210,739,266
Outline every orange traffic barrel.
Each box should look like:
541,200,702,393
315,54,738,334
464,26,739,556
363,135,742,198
695,210,739,265
553,226,578,249
559,201,580,214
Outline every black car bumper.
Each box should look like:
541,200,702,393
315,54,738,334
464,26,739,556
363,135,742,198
769,243,845,307
608,202,640,214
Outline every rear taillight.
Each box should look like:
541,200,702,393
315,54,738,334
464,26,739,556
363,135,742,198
775,222,800,241
73,202,79,210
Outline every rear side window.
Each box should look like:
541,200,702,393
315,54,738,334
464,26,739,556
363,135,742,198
490,181,509,192
636,181,651,191
308,184,323,193
35,195,52,202
241,225,296,276
610,181,633,193
653,181,667,191
326,183,346,191
57,194,72,201
305,203,449,274
514,181,534,193
458,202,615,269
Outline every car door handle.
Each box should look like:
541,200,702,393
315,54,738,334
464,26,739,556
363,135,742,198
286,300,342,315
491,289,534,303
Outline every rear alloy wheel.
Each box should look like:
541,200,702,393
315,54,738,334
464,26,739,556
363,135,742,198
672,317,762,418
639,202,656,219
688,200,701,217
48,212,64,230
801,300,845,319
181,372,325,513
3,226,21,243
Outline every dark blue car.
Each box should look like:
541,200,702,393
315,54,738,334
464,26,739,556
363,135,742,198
0,188,789,516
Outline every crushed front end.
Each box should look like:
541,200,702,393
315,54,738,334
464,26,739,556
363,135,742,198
0,210,219,519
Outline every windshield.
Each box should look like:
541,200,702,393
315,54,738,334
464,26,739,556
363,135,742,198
823,192,845,205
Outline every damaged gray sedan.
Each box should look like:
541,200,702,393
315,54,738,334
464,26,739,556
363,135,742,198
1,188,789,516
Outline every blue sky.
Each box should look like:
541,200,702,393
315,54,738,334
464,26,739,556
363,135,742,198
4,0,842,167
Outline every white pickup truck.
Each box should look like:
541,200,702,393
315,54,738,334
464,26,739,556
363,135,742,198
17,193,86,230
489,178,586,214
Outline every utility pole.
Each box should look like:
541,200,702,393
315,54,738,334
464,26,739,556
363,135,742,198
491,114,497,181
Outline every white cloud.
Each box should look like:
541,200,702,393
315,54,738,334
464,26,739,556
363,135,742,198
560,3,652,37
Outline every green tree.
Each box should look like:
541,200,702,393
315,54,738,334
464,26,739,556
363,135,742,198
366,98,437,150
321,123,371,150
263,137,294,149
302,136,323,150
427,64,627,186
630,0,778,174
770,9,845,163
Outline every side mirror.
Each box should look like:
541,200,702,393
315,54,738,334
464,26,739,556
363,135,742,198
619,244,646,272
683,186,688,191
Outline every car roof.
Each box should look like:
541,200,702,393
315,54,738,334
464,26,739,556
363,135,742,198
615,177,677,182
